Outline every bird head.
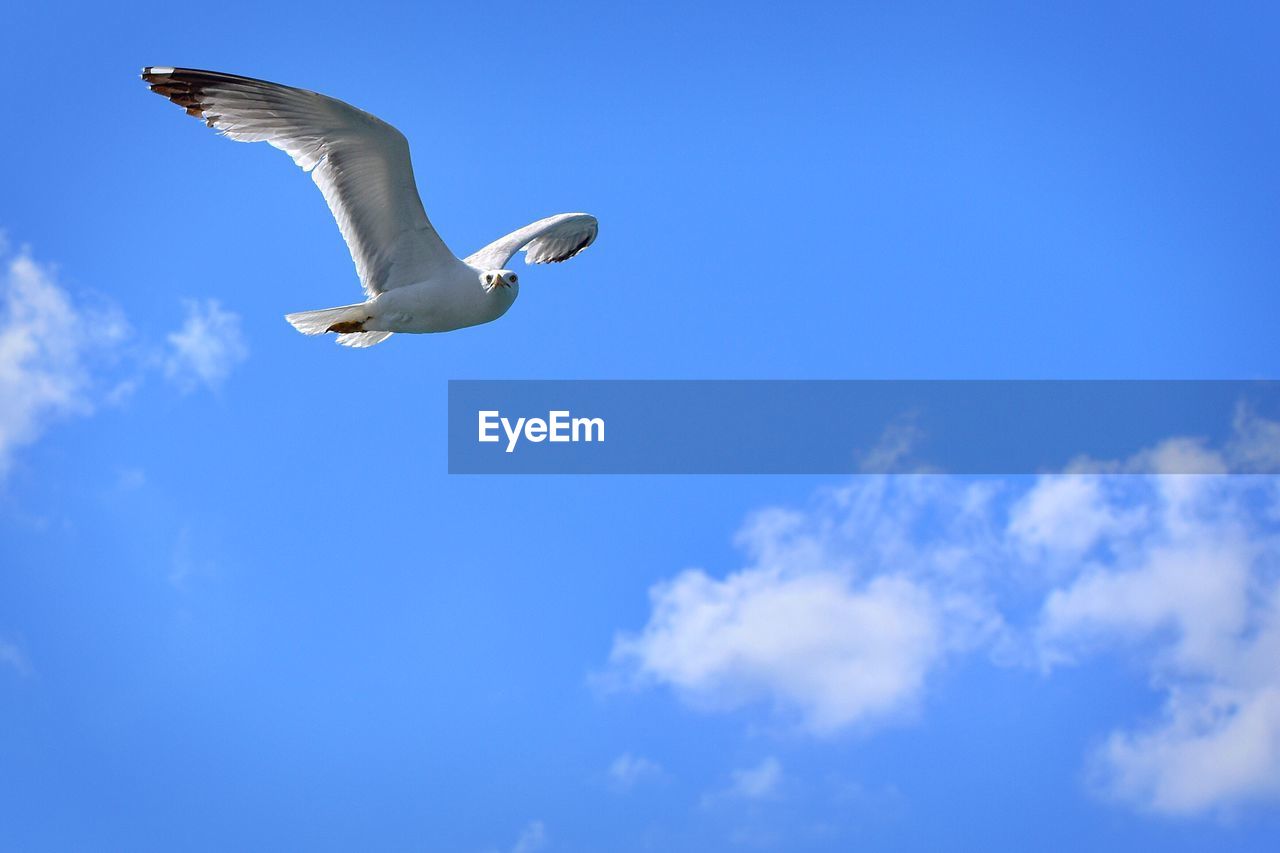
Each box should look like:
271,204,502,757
481,269,518,292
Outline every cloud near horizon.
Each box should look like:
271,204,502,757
611,417,1280,818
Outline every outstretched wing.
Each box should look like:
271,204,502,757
142,67,458,296
465,213,598,270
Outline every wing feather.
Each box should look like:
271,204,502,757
142,67,457,296
465,213,598,271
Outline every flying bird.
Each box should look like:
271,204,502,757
142,67,598,347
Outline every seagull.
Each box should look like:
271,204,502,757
142,67,598,347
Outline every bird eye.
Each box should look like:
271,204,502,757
509,275,518,284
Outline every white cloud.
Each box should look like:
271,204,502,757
614,565,943,734
701,757,785,810
727,757,783,799
1029,472,1280,816
0,236,248,481
1093,683,1280,817
1007,475,1144,558
510,820,547,853
1228,402,1280,473
611,478,1005,734
608,752,661,788
856,414,928,473
164,298,248,392
611,413,1280,817
0,248,128,479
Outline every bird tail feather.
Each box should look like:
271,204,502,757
284,303,393,347
336,330,394,348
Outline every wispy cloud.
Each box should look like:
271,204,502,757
164,298,248,392
169,524,221,589
611,410,1280,817
1,638,30,675
0,246,128,480
608,752,662,789
0,236,248,482
728,757,783,799
700,757,784,811
1026,472,1280,816
510,820,547,853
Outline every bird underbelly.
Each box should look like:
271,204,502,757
383,311,490,334
370,281,516,334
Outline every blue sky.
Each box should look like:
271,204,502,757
2,2,1280,850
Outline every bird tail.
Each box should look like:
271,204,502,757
336,330,394,348
284,302,394,347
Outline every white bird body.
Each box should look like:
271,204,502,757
365,261,519,334
142,67,597,347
